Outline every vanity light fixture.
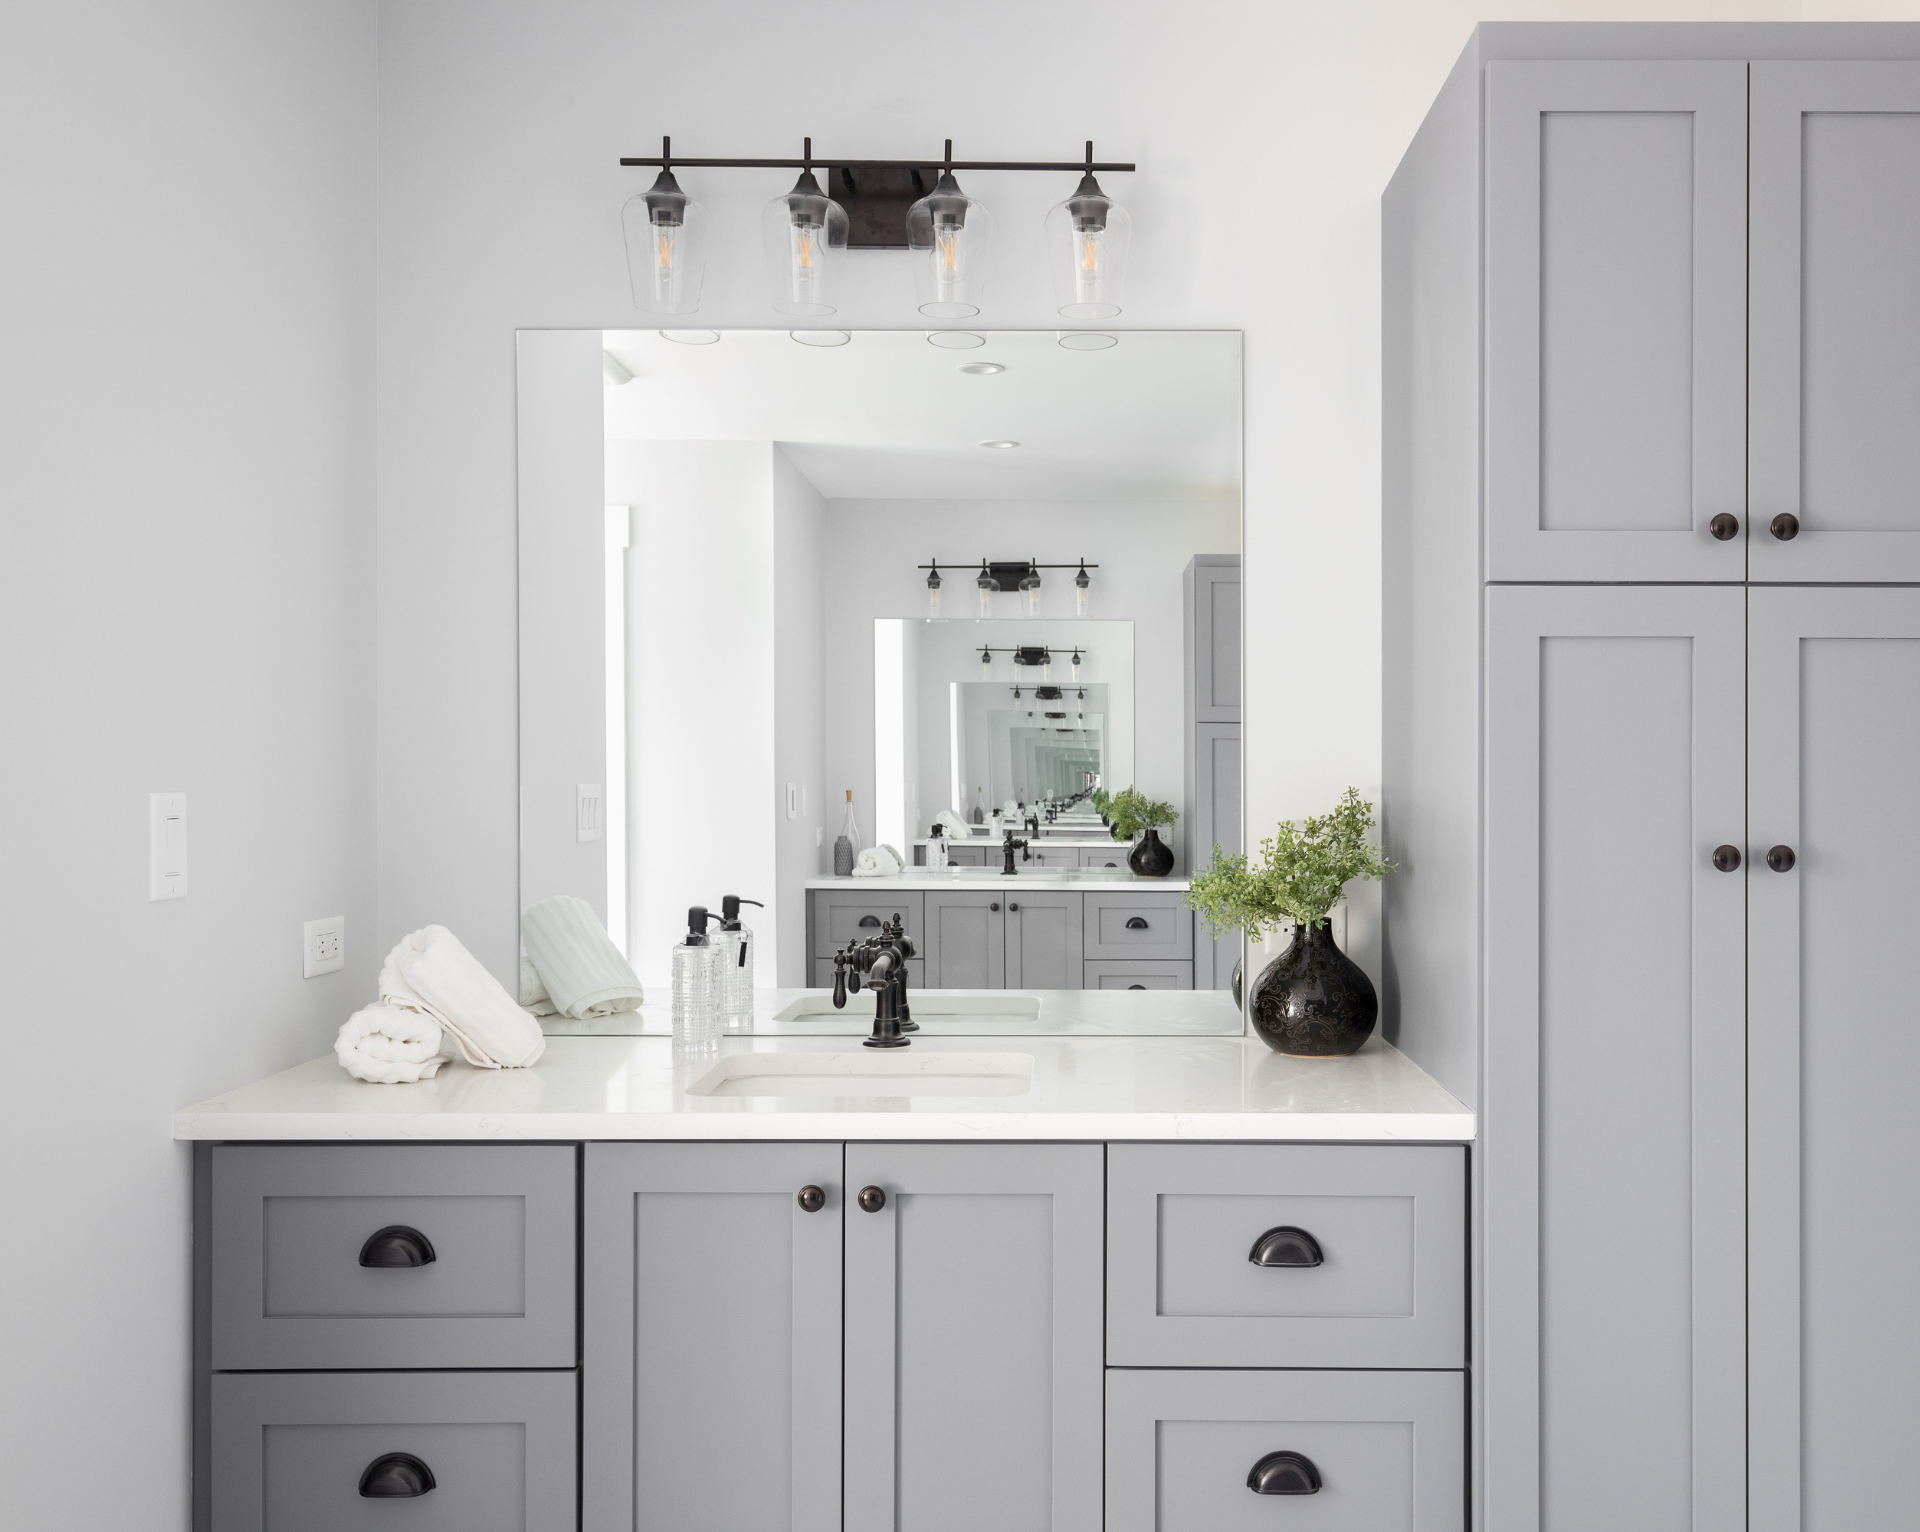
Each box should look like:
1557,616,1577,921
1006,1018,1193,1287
908,145,992,318
980,644,993,673
975,559,998,617
622,138,708,315
1019,559,1043,617
1074,559,1092,616
958,362,1005,375
763,140,850,315
926,560,943,619
1070,648,1083,682
1046,143,1132,319
925,559,1098,617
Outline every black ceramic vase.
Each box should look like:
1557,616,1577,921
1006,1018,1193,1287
1249,920,1377,1057
1128,827,1175,878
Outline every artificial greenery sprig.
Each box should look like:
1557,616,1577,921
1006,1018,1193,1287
1187,787,1392,941
1103,785,1178,839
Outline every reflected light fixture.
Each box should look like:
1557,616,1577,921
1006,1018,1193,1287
908,143,993,319
926,559,943,618
975,559,998,617
1071,648,1083,682
980,644,993,674
1074,559,1092,616
622,137,708,315
1046,143,1132,319
1019,559,1043,617
762,139,849,316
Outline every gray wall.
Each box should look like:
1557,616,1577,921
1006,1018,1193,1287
0,3,376,1526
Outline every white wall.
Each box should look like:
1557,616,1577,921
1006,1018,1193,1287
0,3,376,1526
772,447,827,984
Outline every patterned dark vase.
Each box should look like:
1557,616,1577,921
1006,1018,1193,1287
1249,920,1377,1057
1128,827,1175,877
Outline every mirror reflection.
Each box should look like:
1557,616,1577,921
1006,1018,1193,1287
517,328,1241,1035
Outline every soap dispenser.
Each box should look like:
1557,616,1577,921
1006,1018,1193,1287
715,895,764,1030
671,906,721,1049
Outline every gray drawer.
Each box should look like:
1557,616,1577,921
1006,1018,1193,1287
1083,891,1192,959
945,845,988,866
811,890,925,956
1084,958,1193,990
1105,1369,1464,1532
211,1370,575,1532
211,1145,576,1371
1107,1144,1465,1369
811,956,925,990
1079,845,1128,869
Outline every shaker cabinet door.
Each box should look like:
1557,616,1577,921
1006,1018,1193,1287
1485,61,1748,581
1005,890,1083,989
843,1142,1104,1532
1484,586,1747,1532
922,891,1006,988
582,1142,844,1532
1751,64,1920,581
1747,589,1920,1532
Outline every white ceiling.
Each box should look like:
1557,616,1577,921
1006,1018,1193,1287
601,328,1242,501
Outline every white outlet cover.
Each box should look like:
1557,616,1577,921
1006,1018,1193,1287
304,915,345,979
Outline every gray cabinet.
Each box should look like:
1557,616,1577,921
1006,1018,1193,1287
1078,844,1126,868
1106,1369,1464,1532
1083,890,1192,961
1747,588,1920,1529
210,1369,576,1532
1083,958,1191,989
583,1142,843,1532
1751,64,1920,581
1184,555,1241,987
1005,889,1082,987
844,1142,1104,1532
923,890,1006,987
1485,59,1748,581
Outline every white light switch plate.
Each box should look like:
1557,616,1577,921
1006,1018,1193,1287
576,783,604,842
149,792,187,900
304,916,345,978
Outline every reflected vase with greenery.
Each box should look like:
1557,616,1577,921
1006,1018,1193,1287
1101,786,1178,877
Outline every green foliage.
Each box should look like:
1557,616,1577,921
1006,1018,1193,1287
1186,788,1392,941
1089,787,1112,817
1104,785,1178,838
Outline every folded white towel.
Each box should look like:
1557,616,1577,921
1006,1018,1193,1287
933,809,969,837
518,957,559,1017
852,844,904,878
334,1003,452,1084
521,895,644,1019
380,925,546,1070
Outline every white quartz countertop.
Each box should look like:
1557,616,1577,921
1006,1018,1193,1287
806,872,1190,891
172,1034,1474,1144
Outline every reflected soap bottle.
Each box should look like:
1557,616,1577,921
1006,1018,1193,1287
834,789,859,877
715,895,763,1031
671,906,721,1050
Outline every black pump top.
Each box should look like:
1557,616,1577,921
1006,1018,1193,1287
684,906,713,945
719,895,764,930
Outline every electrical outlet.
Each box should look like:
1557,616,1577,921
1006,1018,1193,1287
304,916,345,978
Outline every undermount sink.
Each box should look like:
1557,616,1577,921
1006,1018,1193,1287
773,992,1041,1022
688,1051,1035,1099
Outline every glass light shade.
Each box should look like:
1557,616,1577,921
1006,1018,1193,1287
976,561,997,617
1022,577,1042,617
762,169,849,316
926,566,942,618
1046,173,1130,320
1041,652,1053,681
1073,561,1091,616
1071,649,1083,682
908,172,993,319
623,170,709,315
980,646,993,674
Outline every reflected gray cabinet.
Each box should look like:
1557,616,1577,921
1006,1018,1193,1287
583,1142,843,1532
845,1142,1104,1532
922,888,1084,987
1747,589,1920,1530
1184,554,1241,988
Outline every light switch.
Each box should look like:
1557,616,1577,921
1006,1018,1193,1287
150,792,187,900
576,783,604,842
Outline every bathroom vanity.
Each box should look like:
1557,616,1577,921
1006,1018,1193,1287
178,1035,1473,1531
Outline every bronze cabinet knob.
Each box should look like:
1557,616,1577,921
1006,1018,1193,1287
1770,512,1801,541
1708,513,1740,540
1711,844,1742,872
797,1185,825,1212
1767,844,1797,872
857,1185,886,1213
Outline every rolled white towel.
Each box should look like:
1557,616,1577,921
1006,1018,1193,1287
335,1003,452,1084
852,844,903,878
933,808,969,837
518,957,559,1017
521,895,644,1019
380,925,546,1070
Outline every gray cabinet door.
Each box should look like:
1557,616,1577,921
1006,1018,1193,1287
1184,555,1241,721
1751,63,1920,581
1484,586,1746,1531
923,890,1006,988
1748,589,1920,1531
1189,719,1242,987
1485,61,1747,581
844,1143,1103,1532
211,1370,576,1532
1106,1369,1464,1532
583,1142,843,1532
1005,889,1082,988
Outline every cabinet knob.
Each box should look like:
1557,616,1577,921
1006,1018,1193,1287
359,1452,436,1498
1125,916,1149,930
1767,844,1797,872
857,1185,886,1213
1708,513,1740,541
1770,512,1801,541
1009,901,1020,912
1711,844,1742,873
358,1225,436,1268
1247,1450,1322,1496
1249,1225,1324,1267
797,1185,825,1213
858,915,881,928
989,902,1000,912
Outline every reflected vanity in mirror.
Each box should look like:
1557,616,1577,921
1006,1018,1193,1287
518,328,1242,1035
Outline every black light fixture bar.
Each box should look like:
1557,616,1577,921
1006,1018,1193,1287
621,136,1133,174
919,562,1099,571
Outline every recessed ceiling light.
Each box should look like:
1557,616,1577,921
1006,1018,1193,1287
789,330,851,347
927,331,987,350
958,362,1006,375
979,440,1021,450
659,329,722,345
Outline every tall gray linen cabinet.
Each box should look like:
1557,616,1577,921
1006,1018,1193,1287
1383,21,1920,1532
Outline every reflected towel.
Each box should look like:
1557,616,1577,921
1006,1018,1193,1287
521,895,644,1020
518,957,559,1017
852,844,903,878
334,1003,452,1084
380,925,546,1069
